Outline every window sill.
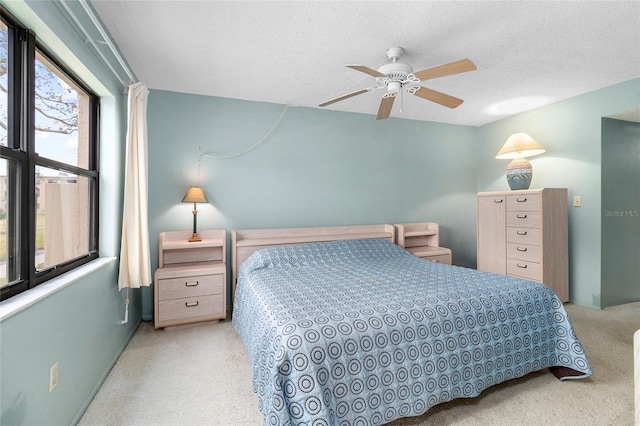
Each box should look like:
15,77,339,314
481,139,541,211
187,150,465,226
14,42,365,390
0,257,117,322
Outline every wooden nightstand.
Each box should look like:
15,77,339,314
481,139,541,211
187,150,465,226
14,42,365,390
154,230,226,329
394,222,453,265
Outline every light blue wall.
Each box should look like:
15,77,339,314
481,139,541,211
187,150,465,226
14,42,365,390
146,92,479,316
476,78,640,308
146,79,640,317
0,1,135,425
601,118,640,307
0,261,136,426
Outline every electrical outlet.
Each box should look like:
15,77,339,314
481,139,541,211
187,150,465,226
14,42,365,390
49,362,59,392
573,196,582,207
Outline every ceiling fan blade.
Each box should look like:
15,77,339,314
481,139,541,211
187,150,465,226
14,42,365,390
412,59,477,82
319,87,374,107
376,92,396,120
410,86,464,109
346,64,387,78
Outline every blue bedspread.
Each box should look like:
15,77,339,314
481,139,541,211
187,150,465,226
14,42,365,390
232,239,591,426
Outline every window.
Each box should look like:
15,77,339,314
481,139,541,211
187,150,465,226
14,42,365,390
0,10,99,300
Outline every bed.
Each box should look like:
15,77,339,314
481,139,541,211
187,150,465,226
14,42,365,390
231,225,592,425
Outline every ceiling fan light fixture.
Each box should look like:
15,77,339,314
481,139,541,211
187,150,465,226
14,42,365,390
387,81,402,92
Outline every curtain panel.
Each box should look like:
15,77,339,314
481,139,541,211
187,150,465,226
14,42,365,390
118,82,151,290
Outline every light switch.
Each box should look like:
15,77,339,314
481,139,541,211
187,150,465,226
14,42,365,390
573,196,582,207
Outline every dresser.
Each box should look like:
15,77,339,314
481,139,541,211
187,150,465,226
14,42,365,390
477,188,568,302
154,230,226,329
394,222,452,264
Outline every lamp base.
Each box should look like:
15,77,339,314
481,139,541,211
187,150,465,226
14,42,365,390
188,208,201,242
506,158,533,190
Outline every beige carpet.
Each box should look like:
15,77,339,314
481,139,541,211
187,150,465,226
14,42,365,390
78,302,639,426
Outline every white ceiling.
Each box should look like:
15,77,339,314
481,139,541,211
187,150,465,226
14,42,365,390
89,1,640,126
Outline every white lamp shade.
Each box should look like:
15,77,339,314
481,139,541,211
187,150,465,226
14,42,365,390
495,133,546,159
182,186,208,204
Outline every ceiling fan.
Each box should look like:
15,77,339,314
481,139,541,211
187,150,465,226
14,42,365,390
319,47,477,120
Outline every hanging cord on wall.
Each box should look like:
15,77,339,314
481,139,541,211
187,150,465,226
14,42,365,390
198,103,289,162
198,69,371,163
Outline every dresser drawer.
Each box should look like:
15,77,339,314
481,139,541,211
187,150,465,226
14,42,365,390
157,294,225,324
506,210,541,228
158,273,223,301
507,258,541,282
506,227,541,245
507,242,541,262
507,194,541,211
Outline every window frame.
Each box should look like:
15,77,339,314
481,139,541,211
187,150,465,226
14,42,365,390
0,8,100,301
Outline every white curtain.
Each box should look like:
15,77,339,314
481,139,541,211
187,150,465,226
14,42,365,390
118,82,151,290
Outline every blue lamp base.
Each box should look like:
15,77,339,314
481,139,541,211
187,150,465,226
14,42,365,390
506,158,533,190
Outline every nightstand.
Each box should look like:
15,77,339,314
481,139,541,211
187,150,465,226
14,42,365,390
154,230,226,329
394,222,453,265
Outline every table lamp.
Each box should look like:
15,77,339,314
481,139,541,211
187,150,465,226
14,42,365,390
182,186,208,242
495,133,546,190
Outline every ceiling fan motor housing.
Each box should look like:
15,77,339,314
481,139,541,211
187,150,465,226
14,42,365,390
378,46,413,81
377,62,413,81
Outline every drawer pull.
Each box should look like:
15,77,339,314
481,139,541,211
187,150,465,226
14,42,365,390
185,301,199,307
185,281,199,287
517,230,528,235
516,263,528,269
517,247,527,252
516,214,528,219
516,198,527,202
494,199,503,203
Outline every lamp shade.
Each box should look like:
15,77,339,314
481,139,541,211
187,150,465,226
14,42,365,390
182,186,208,204
495,133,546,159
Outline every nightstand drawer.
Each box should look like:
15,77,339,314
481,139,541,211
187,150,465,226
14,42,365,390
410,246,452,263
157,294,225,324
507,242,541,262
506,210,541,228
507,194,541,211
507,258,541,282
506,227,541,245
420,253,452,264
158,273,223,301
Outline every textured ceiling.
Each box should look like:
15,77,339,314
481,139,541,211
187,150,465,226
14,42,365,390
89,1,640,126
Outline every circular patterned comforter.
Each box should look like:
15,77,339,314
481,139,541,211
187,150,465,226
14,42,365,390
232,238,591,426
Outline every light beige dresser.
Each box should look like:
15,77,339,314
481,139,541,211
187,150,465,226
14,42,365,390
395,222,452,264
154,230,226,329
477,188,568,302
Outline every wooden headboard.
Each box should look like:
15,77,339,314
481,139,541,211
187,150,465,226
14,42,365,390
231,224,395,302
